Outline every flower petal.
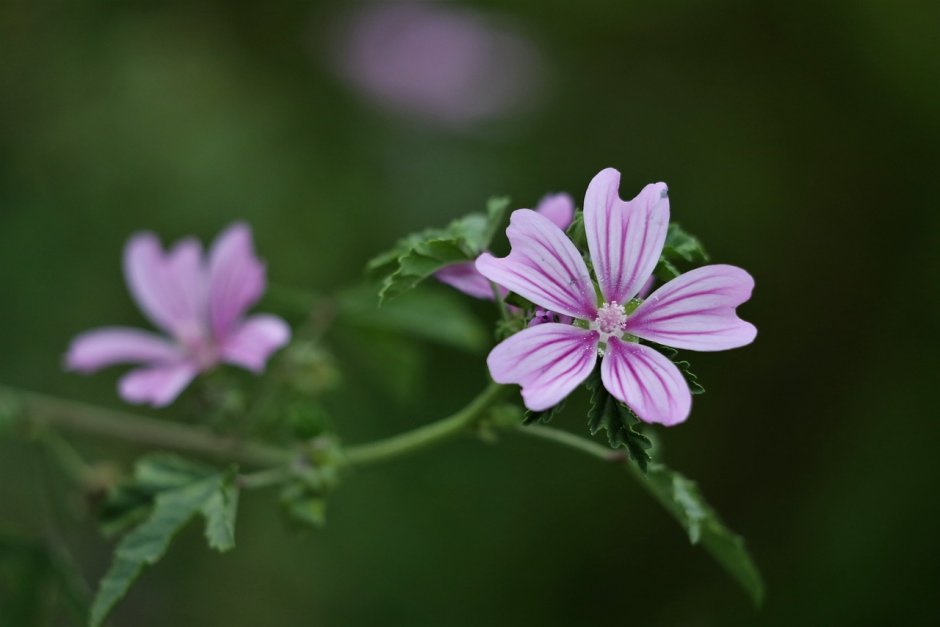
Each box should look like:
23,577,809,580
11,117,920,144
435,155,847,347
476,209,597,320
487,323,598,411
208,223,266,341
435,260,503,300
118,362,199,407
165,237,206,333
65,327,182,373
124,233,205,337
601,338,691,426
535,192,574,231
220,315,291,373
584,168,670,304
626,264,757,351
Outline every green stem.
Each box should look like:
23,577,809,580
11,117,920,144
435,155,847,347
490,281,510,321
1,382,511,474
344,383,508,466
513,424,642,480
1,385,290,468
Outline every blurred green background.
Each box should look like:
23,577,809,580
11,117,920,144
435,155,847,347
2,0,939,625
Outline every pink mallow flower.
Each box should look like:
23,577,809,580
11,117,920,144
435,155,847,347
436,193,574,301
476,168,756,426
65,223,291,407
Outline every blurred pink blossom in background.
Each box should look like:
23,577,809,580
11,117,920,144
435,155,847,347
329,1,546,129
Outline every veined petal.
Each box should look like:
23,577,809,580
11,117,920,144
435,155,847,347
535,192,575,231
165,238,207,333
118,361,199,407
626,264,756,351
436,260,503,300
476,209,597,320
124,233,205,337
208,223,266,341
584,168,669,304
65,327,182,373
487,323,598,411
601,338,691,426
220,314,291,373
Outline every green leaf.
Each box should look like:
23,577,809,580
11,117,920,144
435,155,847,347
337,283,488,353
662,223,709,265
97,455,217,539
480,195,511,251
133,454,216,491
585,369,653,473
566,209,586,249
89,473,225,627
367,197,510,303
642,463,764,605
523,399,566,426
201,473,239,553
655,223,710,280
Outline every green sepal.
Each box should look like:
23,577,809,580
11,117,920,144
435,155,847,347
367,196,510,303
280,481,328,530
585,369,653,473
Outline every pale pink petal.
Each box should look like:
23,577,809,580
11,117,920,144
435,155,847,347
476,209,597,320
435,260,503,300
118,362,199,407
220,315,291,373
124,233,204,337
534,193,574,231
637,276,655,299
584,168,669,304
626,264,756,351
65,327,182,373
208,223,266,341
164,238,206,335
601,338,691,426
486,323,598,411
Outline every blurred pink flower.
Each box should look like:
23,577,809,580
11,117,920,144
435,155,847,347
66,223,290,407
477,168,756,425
331,1,544,128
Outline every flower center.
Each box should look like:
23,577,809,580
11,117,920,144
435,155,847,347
593,302,628,336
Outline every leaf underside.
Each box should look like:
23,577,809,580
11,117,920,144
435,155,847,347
368,197,510,303
90,456,240,627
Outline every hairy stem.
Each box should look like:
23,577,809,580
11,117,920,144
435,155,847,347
1,382,510,473
344,383,508,466
513,424,642,480
1,385,290,468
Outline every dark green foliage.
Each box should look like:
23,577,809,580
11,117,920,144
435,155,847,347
642,463,764,605
90,456,240,627
655,223,710,280
0,537,89,625
368,197,510,303
585,369,653,473
566,209,586,249
522,399,566,425
337,283,489,353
